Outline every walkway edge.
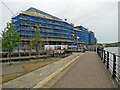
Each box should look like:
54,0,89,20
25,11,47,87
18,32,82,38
33,55,82,88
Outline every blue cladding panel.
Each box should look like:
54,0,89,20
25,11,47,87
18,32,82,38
12,14,74,42
12,14,95,44
89,32,95,43
74,26,89,44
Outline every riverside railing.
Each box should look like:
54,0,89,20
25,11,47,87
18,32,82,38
97,48,120,84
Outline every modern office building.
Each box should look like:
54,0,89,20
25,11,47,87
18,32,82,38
12,7,75,49
12,7,96,50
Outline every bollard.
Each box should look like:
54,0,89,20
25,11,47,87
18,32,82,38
29,52,31,56
112,54,116,79
38,53,40,56
19,53,21,57
106,51,109,69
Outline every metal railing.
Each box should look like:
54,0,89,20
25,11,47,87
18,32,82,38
65,47,86,53
97,48,120,84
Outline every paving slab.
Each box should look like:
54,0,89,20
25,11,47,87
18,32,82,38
53,51,118,88
2,53,81,88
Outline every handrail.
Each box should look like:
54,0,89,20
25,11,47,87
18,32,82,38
97,48,120,84
103,49,120,57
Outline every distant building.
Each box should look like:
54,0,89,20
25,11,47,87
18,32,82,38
74,26,89,44
89,31,96,44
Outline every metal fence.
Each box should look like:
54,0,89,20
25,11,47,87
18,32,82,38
97,48,120,84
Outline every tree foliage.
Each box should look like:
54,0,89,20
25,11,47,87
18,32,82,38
2,23,21,64
30,26,43,61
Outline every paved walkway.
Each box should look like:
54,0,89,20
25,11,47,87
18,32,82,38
2,53,82,88
53,52,118,88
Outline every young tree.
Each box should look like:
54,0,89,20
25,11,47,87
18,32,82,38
30,26,43,61
2,23,21,64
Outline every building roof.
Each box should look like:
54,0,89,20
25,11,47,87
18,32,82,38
23,7,62,20
89,31,94,34
74,25,88,30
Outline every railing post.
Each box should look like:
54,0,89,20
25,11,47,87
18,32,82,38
97,48,98,54
106,51,109,69
101,49,103,60
103,50,106,63
98,48,100,58
98,48,100,57
112,54,116,79
99,49,101,59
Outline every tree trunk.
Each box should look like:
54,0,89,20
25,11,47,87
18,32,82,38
36,54,38,61
36,50,38,61
9,53,12,64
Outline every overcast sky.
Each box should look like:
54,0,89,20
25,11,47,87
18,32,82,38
0,0,119,43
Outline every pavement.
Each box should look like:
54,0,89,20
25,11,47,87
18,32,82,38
2,53,83,88
2,51,119,88
52,51,118,88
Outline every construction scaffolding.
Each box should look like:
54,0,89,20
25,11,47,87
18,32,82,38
74,26,89,44
11,7,96,50
12,7,74,48
89,31,95,44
